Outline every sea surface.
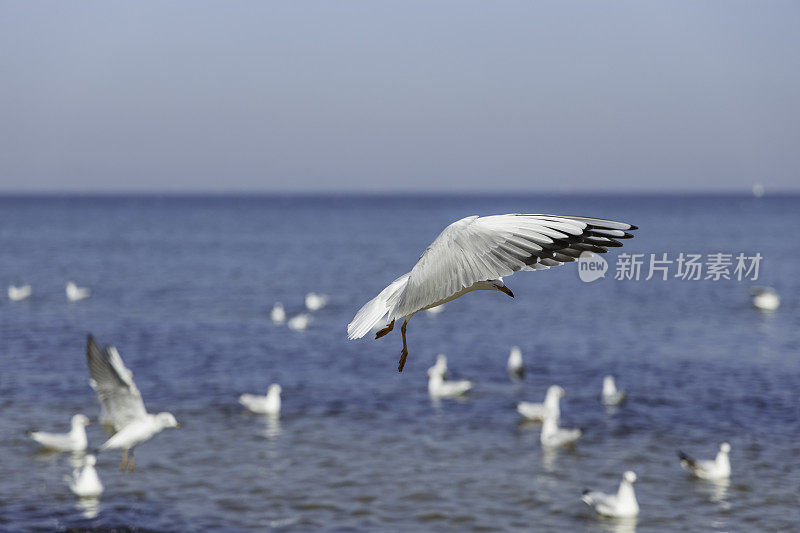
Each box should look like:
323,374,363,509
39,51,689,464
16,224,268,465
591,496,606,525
0,194,798,532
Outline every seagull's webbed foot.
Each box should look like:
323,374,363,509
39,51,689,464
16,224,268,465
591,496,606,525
397,319,409,372
375,319,395,339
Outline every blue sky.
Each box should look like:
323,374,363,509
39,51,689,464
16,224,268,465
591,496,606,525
1,1,798,193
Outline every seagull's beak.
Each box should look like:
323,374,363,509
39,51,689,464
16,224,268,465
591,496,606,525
497,285,514,298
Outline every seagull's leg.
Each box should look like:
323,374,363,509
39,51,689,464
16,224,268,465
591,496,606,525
119,449,128,471
128,449,135,473
375,319,395,339
397,319,409,372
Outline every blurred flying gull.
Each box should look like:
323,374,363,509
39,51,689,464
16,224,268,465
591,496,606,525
86,335,179,471
517,385,563,422
582,471,640,518
239,384,282,416
679,443,731,480
347,214,636,371
29,414,90,452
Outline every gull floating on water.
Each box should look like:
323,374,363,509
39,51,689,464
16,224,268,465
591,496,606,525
507,346,525,378
679,442,731,480
602,375,626,406
270,302,286,324
239,384,282,416
66,454,104,498
29,414,90,452
86,335,179,472
287,313,311,331
427,354,449,379
347,214,636,371
582,471,640,518
8,284,32,301
750,287,780,311
540,414,581,448
305,292,329,311
427,367,472,398
66,281,91,301
517,385,564,422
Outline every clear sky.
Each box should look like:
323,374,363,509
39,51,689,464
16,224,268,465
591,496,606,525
1,1,798,193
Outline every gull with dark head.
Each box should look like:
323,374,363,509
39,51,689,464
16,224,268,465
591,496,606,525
86,335,179,472
347,214,636,371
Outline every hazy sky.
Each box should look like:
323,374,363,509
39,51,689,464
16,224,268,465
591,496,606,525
1,1,798,193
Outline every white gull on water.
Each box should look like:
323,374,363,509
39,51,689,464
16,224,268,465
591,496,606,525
582,471,640,518
427,367,472,398
239,384,282,416
66,454,104,498
540,414,581,448
29,414,90,452
517,385,564,422
679,442,731,480
347,214,636,371
8,284,32,301
287,313,311,331
86,335,179,471
602,375,626,406
507,346,524,378
750,287,780,311
305,292,329,311
66,281,91,301
270,302,286,324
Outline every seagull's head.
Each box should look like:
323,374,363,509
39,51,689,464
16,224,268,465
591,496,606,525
72,414,91,427
623,471,637,484
720,442,731,454
269,384,282,395
84,454,97,467
547,385,566,399
491,278,514,298
156,412,180,429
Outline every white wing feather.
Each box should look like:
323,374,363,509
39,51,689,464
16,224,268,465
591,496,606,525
86,335,148,430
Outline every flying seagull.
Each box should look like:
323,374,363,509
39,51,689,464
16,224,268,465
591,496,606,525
347,214,637,371
86,335,179,471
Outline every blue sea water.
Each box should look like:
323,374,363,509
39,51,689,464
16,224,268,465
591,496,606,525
0,194,798,532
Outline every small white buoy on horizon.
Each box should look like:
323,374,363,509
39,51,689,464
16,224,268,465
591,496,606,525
305,292,329,311
601,375,627,406
678,442,731,480
270,302,286,324
751,287,780,311
287,313,311,331
239,384,282,416
507,346,524,378
66,281,91,301
67,454,104,498
8,284,32,301
582,470,639,518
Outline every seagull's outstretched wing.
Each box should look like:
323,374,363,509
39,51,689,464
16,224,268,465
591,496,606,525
86,335,147,431
392,214,637,320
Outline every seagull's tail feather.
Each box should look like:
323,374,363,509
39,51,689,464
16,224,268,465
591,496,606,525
678,450,696,470
347,274,410,340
